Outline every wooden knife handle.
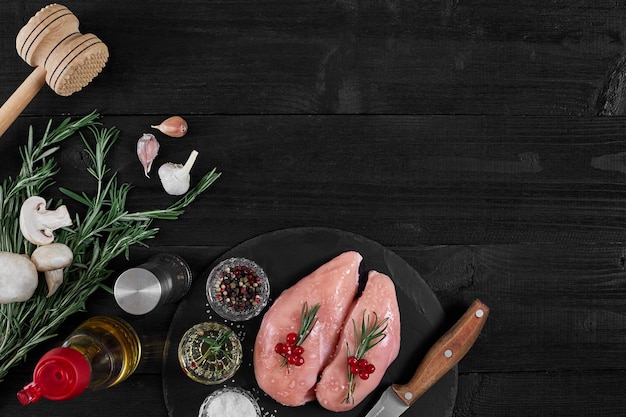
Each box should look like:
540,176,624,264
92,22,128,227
392,299,489,406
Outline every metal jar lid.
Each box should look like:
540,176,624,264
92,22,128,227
114,267,164,315
114,253,193,315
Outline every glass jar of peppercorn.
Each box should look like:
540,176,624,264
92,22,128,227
206,257,270,321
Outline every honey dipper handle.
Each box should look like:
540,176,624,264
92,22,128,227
0,66,47,138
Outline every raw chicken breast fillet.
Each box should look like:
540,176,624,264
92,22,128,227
316,270,401,411
253,251,362,406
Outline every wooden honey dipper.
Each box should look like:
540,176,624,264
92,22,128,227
0,4,109,137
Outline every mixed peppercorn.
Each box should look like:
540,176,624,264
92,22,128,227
214,264,264,312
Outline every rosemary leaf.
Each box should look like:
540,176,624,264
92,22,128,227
298,302,321,345
343,310,389,404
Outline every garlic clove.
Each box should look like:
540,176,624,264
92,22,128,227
137,133,160,177
151,116,188,138
158,150,199,195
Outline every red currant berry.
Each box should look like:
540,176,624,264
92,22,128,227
359,372,370,380
293,355,305,366
357,358,368,368
274,343,284,354
286,332,298,345
282,344,292,355
287,354,298,365
366,363,376,374
293,345,304,356
347,356,358,366
350,364,361,375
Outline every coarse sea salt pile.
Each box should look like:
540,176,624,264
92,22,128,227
200,388,258,417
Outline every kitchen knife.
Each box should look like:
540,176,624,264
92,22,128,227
364,299,489,417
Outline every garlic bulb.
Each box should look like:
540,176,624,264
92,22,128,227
158,150,199,195
137,133,160,177
151,116,188,138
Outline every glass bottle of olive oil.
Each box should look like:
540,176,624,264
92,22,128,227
18,316,142,405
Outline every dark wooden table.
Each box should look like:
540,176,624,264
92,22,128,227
2,1,626,416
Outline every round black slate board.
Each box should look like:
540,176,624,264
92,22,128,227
163,227,457,417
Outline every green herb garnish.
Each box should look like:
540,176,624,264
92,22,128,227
276,301,321,368
343,310,388,404
297,301,321,345
198,329,234,366
0,112,221,381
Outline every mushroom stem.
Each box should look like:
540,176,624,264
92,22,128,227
30,243,73,298
44,269,64,297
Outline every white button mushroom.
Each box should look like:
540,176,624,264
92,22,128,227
30,243,73,297
19,196,73,246
0,252,38,304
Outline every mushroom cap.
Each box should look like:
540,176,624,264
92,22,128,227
19,196,72,246
31,243,73,271
0,252,38,304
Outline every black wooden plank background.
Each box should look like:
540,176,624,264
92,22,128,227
1,0,626,416
1,0,625,116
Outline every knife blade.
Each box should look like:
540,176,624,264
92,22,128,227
364,299,489,417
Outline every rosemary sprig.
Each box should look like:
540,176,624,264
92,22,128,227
277,301,320,368
0,113,221,382
198,329,234,366
297,301,321,345
343,310,389,404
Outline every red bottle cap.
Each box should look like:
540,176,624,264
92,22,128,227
17,347,91,405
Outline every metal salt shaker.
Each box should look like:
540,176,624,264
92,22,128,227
114,253,192,315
